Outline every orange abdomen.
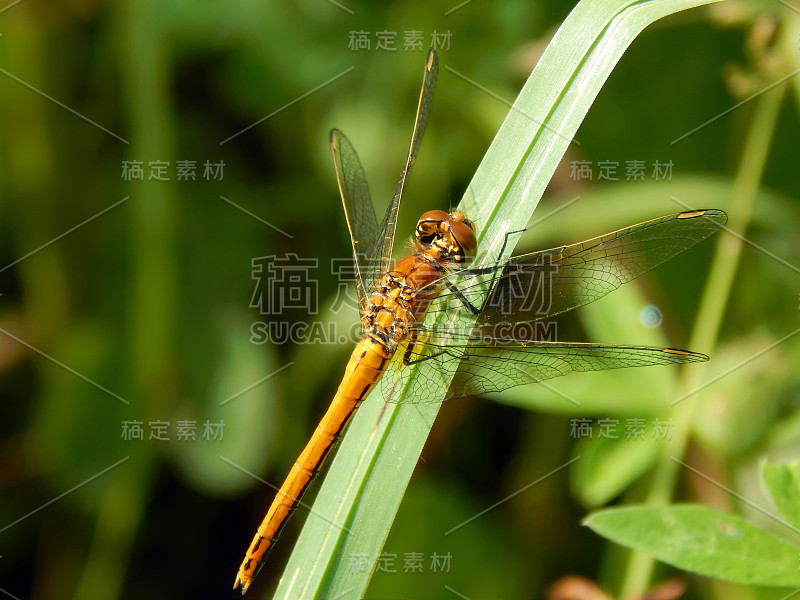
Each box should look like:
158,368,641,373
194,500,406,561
233,338,392,593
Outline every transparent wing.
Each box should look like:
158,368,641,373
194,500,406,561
423,209,728,326
373,48,439,280
329,129,380,309
381,328,707,404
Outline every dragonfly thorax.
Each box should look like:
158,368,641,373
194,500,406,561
361,254,446,351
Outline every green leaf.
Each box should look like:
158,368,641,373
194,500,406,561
585,504,800,587
271,1,724,598
762,462,800,534
572,436,660,507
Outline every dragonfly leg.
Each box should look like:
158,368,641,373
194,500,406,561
477,228,526,312
402,331,424,364
443,229,527,314
494,227,527,264
404,343,464,366
405,349,448,365
442,278,482,315
403,327,460,365
463,229,527,277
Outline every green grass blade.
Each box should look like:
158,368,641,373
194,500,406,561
271,1,722,598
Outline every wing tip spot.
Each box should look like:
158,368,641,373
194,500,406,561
663,348,691,355
426,48,437,72
677,210,706,219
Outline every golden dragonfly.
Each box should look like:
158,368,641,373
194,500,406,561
233,48,726,593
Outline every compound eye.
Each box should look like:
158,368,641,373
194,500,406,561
416,210,449,245
418,210,449,225
449,211,475,232
449,219,477,263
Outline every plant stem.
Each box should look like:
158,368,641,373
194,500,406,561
74,1,177,597
618,61,786,599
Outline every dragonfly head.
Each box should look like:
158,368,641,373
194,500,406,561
415,210,477,265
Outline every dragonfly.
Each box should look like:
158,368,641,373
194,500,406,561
233,48,727,593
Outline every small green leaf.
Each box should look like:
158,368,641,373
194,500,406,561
585,504,800,587
762,462,800,534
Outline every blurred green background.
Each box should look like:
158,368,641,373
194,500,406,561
0,1,799,599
